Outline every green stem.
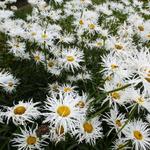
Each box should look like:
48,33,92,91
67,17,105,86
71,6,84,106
107,84,131,94
117,140,131,150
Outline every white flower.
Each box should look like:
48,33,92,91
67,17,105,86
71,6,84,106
0,72,19,93
128,48,150,94
95,3,112,15
102,81,133,108
7,38,30,59
101,52,129,79
3,100,41,125
32,51,45,64
123,120,150,150
128,89,150,113
103,108,127,136
57,33,75,44
87,38,104,49
43,92,85,133
105,36,133,53
60,48,84,72
59,84,77,95
48,82,60,95
11,125,48,150
46,58,62,75
0,10,14,20
75,117,103,145
49,124,66,143
112,138,131,150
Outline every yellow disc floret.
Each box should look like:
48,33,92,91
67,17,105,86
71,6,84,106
89,23,95,30
83,122,93,133
67,56,75,62
115,119,122,127
75,101,85,108
133,130,143,140
111,92,121,100
14,106,26,115
27,136,37,145
57,105,71,117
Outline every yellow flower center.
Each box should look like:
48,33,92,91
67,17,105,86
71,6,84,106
34,55,40,61
79,19,84,25
27,136,37,145
8,81,14,87
75,101,85,108
111,92,121,100
64,87,72,93
138,25,144,31
115,119,122,127
133,130,143,140
41,33,48,39
31,32,37,36
67,56,75,62
111,64,119,70
147,33,150,38
14,44,20,48
52,85,59,92
115,44,123,50
96,42,103,47
14,106,26,115
136,97,144,104
89,23,95,29
57,105,71,117
48,61,54,68
105,76,113,81
56,125,64,135
83,122,93,133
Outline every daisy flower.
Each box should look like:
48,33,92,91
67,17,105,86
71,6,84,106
32,51,45,64
60,48,84,72
105,36,133,53
0,10,14,20
75,117,103,145
46,58,62,76
87,38,104,49
76,72,92,81
74,92,92,113
87,22,102,34
128,89,150,113
59,84,77,95
11,125,48,150
102,81,133,108
123,119,150,150
7,38,29,59
57,33,75,44
103,108,127,136
112,138,131,150
128,48,150,94
48,82,60,95
43,92,85,133
0,72,19,93
3,100,41,125
49,124,66,143
101,52,129,79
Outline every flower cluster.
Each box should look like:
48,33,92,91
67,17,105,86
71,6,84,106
0,0,150,149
